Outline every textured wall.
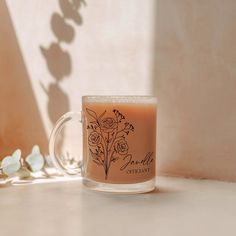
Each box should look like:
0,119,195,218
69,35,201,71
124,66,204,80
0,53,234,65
0,1,48,157
155,0,236,181
1,0,155,157
2,0,236,182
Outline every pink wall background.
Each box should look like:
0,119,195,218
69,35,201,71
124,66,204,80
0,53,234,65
1,0,236,181
0,1,48,157
1,0,154,157
155,0,236,181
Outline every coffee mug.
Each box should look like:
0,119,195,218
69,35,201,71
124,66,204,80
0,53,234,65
49,96,157,193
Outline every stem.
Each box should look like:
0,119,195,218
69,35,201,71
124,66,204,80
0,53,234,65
104,117,121,178
97,120,108,176
107,150,115,172
104,132,110,176
116,128,126,135
108,116,119,154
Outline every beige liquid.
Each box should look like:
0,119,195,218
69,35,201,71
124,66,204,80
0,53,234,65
82,98,157,184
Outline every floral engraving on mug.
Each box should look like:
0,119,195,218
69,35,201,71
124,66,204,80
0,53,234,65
86,108,134,179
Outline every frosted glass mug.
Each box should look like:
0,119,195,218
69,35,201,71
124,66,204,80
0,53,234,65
49,96,157,193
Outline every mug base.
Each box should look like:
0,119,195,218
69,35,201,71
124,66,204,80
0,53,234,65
82,178,156,194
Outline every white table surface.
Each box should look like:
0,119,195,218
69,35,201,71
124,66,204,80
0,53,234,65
0,176,235,236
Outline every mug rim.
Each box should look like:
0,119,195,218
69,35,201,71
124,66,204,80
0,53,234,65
82,95,158,104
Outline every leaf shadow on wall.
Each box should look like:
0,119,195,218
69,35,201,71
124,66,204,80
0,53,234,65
0,0,48,157
40,0,86,124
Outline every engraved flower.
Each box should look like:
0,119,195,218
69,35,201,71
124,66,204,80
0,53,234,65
114,139,129,155
100,117,118,132
88,131,101,146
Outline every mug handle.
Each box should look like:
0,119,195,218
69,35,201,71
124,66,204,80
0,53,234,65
49,111,83,176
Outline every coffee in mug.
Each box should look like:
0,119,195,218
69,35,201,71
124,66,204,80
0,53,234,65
49,96,157,193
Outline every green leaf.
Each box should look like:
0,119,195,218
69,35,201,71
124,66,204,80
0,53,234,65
45,155,54,167
17,167,31,178
32,145,40,154
12,149,21,161
1,155,21,175
26,153,45,172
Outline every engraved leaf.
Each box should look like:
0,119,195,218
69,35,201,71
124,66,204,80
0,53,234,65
89,149,102,165
93,159,102,166
111,156,119,163
98,110,106,120
89,149,98,159
86,108,97,120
